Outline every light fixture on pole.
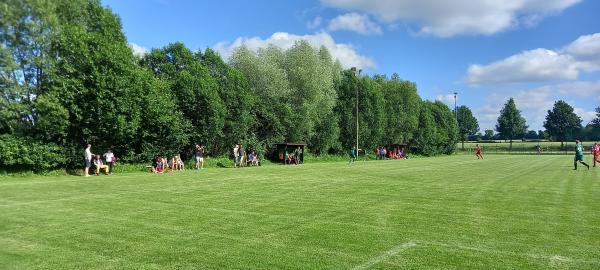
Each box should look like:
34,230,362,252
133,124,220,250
454,92,458,152
453,92,458,121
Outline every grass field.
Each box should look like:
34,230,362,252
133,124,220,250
1,155,599,269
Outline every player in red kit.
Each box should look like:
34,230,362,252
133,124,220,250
475,144,483,159
593,143,600,167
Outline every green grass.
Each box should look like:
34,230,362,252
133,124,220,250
1,155,599,269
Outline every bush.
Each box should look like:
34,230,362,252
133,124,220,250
0,135,67,172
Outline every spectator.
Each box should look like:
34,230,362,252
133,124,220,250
84,144,93,177
94,155,109,175
233,144,240,168
152,156,164,173
238,144,245,167
103,150,115,174
294,147,301,165
176,154,185,170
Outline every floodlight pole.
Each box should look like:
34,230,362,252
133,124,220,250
454,92,458,152
351,67,361,157
454,92,458,122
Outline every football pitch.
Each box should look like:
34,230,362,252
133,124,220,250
1,155,599,269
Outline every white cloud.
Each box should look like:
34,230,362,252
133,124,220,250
564,33,600,71
466,33,600,85
574,107,596,125
128,43,149,57
532,80,600,96
320,0,580,37
307,16,323,29
435,93,457,106
466,49,579,85
327,13,382,35
214,31,375,69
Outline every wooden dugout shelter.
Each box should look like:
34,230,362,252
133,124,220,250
274,143,306,164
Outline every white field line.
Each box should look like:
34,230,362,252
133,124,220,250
352,241,418,270
425,240,600,265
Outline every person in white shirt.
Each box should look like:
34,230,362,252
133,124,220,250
104,150,115,174
233,144,239,168
84,144,93,177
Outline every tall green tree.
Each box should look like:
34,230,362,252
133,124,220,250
47,0,153,164
376,73,421,145
0,0,57,135
495,98,528,149
137,70,191,160
431,101,459,154
335,70,385,152
483,129,495,140
543,100,582,146
456,105,479,149
591,107,600,127
413,101,439,156
141,43,226,155
230,46,292,147
310,47,341,154
284,41,337,146
198,48,255,155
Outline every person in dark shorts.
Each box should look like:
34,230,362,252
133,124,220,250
84,144,93,177
349,145,357,164
574,140,589,170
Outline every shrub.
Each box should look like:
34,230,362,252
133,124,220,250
0,135,67,172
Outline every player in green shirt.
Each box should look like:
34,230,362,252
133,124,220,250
349,145,357,164
574,140,590,170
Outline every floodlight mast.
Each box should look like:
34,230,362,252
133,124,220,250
353,67,361,156
454,92,458,152
454,92,458,122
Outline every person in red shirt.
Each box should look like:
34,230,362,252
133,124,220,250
475,144,483,159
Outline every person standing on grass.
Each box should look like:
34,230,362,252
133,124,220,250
103,150,115,174
349,144,357,164
592,143,600,167
194,144,201,170
285,148,290,165
233,144,240,168
84,144,93,177
238,144,245,167
294,147,301,165
197,144,205,170
475,144,484,159
574,140,590,170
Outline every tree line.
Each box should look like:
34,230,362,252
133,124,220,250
0,0,460,171
458,98,600,148
4,0,597,172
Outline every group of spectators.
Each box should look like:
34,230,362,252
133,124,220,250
150,154,185,174
150,143,205,174
233,144,261,167
285,147,303,165
375,146,407,160
83,144,116,177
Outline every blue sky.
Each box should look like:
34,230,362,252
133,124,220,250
103,0,600,132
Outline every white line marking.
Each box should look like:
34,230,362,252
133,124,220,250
352,241,418,270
